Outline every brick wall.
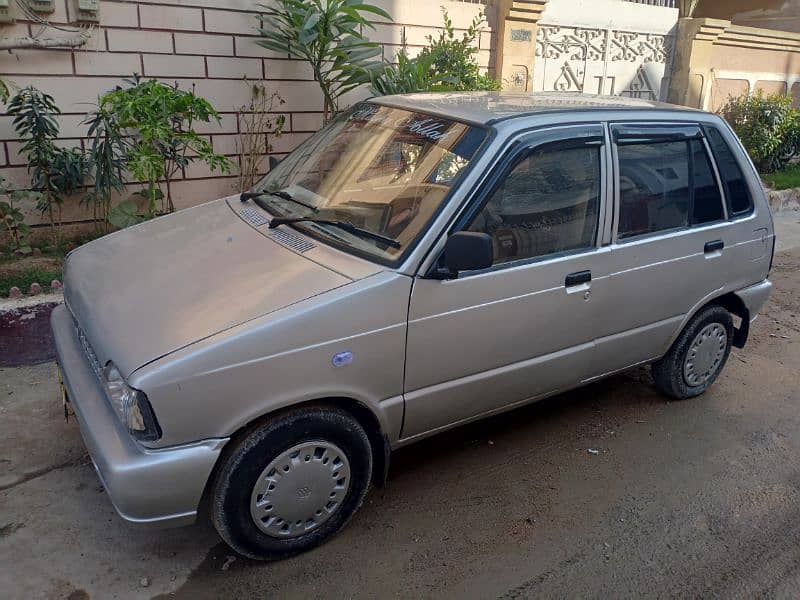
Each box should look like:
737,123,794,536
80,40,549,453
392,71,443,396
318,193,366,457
0,0,496,226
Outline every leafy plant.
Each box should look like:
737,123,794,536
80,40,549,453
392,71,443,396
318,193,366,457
719,92,800,173
7,86,88,243
83,104,129,231
235,81,286,191
108,196,145,229
0,176,39,254
0,77,10,104
99,76,231,219
369,51,442,96
0,265,64,298
420,9,500,92
370,9,499,95
257,0,391,121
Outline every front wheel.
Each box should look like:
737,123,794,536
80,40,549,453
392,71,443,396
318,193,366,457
652,304,734,400
211,406,373,560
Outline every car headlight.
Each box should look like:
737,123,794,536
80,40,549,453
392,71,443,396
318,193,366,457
102,363,161,442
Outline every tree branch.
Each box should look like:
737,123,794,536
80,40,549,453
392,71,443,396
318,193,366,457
0,30,91,51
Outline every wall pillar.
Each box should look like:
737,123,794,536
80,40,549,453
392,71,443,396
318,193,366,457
496,0,548,91
667,17,729,108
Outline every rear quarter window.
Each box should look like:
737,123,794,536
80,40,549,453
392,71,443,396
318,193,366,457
705,126,754,217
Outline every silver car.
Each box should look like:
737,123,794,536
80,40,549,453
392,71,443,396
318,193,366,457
52,92,775,560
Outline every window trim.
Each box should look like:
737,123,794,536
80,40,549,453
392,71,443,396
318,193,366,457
610,123,728,244
701,123,755,220
424,123,607,278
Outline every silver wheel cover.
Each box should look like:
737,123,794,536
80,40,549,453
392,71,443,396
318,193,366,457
250,441,351,539
683,323,727,387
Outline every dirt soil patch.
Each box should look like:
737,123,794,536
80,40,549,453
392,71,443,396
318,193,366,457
0,256,62,277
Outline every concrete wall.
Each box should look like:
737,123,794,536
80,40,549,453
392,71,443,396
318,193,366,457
667,16,800,111
0,0,496,226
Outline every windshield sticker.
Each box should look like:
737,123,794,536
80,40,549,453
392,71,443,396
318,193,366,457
348,104,455,143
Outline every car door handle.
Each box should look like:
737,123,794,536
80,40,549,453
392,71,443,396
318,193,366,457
565,270,592,287
704,239,724,253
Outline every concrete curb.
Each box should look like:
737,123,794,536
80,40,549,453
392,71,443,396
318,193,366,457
0,291,63,313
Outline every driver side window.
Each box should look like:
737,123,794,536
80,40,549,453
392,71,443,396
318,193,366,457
469,144,602,265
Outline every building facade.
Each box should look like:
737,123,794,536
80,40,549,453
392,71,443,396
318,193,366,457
1,0,799,227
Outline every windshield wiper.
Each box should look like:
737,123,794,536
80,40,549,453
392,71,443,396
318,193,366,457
269,217,402,249
240,190,318,213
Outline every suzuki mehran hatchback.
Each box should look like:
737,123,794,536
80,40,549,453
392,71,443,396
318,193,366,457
52,92,775,560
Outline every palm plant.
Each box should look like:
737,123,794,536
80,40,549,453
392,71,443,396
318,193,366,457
256,0,392,121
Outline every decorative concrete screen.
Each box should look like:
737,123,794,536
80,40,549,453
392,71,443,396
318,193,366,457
531,0,678,100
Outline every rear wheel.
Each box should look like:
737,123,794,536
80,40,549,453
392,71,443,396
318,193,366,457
652,304,733,400
211,406,373,560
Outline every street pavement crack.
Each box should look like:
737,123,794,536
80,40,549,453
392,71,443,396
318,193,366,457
0,453,90,492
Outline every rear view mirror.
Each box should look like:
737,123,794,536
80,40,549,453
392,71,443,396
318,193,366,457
433,231,493,279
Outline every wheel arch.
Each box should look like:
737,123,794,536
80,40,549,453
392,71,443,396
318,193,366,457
198,396,391,519
666,290,750,356
711,292,750,348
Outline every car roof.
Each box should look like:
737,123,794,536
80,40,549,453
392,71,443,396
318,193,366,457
370,91,703,126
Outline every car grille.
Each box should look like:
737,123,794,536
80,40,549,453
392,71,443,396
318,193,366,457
76,322,103,380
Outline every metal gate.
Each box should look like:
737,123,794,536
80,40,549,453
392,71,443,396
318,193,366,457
532,24,675,101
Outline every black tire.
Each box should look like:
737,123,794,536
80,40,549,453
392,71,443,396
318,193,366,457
652,304,734,400
211,406,372,561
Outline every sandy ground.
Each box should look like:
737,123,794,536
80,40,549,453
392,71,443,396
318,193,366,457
0,246,799,599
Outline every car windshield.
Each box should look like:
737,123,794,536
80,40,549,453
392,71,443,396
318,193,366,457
252,102,488,263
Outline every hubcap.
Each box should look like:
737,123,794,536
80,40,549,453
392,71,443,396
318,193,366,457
683,323,727,387
250,441,351,539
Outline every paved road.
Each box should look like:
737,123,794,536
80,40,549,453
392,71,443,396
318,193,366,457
1,248,799,599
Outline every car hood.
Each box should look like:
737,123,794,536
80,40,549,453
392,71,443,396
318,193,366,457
64,198,352,377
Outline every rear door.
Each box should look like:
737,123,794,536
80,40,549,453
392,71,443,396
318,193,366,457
588,123,730,376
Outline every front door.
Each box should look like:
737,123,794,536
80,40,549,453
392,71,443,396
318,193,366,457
402,125,612,440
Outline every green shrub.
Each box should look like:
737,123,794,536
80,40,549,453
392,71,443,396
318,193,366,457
99,76,231,220
370,8,500,95
718,92,800,173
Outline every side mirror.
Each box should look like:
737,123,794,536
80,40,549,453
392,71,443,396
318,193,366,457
433,231,493,279
268,155,281,170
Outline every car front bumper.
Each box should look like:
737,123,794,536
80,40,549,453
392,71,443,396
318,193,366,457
50,304,228,528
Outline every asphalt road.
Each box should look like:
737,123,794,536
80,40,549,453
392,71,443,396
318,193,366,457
1,248,799,599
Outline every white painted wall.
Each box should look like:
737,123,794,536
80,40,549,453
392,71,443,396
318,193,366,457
541,0,678,33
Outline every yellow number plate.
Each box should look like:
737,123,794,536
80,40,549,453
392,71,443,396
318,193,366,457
57,364,70,421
